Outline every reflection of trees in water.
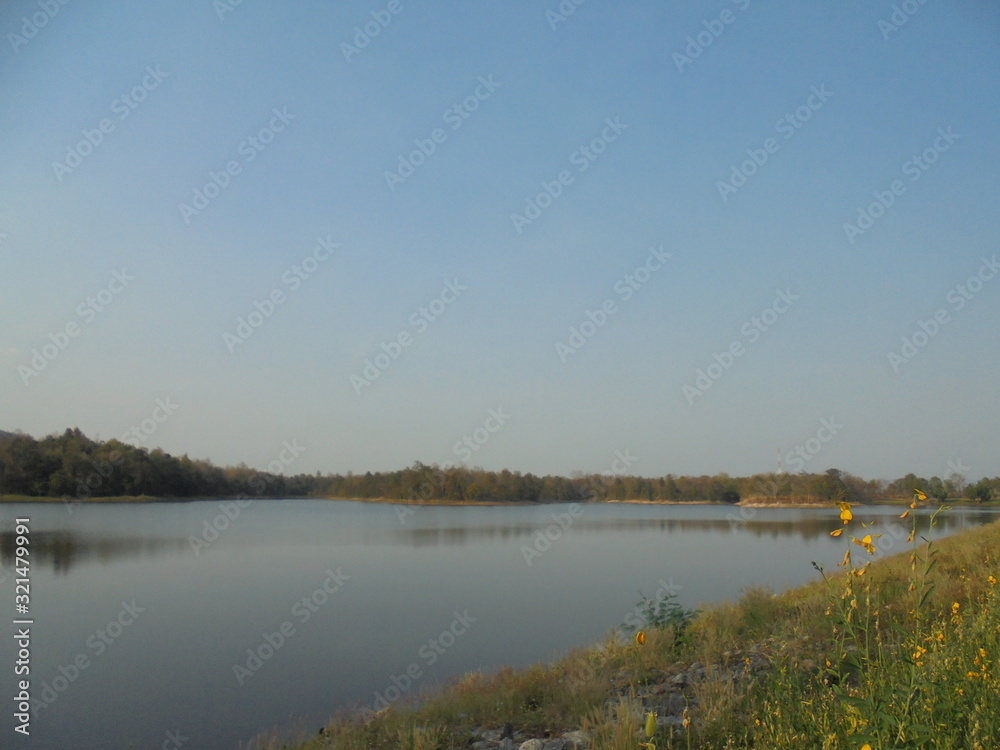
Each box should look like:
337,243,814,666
0,531,189,574
385,511,999,547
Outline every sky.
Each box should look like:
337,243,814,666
1,0,998,482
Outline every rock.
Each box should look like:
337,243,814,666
661,693,687,714
669,672,688,687
500,722,515,740
561,729,591,748
542,740,570,750
519,740,544,750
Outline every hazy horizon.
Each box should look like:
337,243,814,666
3,1,998,481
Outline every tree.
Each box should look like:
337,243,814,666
966,479,993,503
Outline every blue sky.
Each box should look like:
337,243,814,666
2,0,998,481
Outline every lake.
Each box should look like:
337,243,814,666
1,500,996,749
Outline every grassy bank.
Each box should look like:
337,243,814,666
276,507,999,750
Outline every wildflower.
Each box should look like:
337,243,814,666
988,575,997,586
914,489,927,500
853,534,880,554
936,632,945,642
861,744,874,750
838,502,853,524
980,648,988,659
635,630,646,646
830,528,844,537
899,510,910,519
681,707,691,729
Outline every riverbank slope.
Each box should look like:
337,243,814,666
276,514,999,750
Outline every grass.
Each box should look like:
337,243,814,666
267,504,999,750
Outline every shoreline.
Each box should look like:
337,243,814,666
2,494,995,509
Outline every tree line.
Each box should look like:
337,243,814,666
0,428,996,504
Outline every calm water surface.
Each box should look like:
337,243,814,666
0,500,996,749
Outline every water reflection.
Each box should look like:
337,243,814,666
0,529,189,573
3,503,994,571
382,508,997,546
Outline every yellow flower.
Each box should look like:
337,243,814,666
952,602,961,612
899,510,910,519
644,710,657,738
914,489,927,500
988,575,997,586
980,648,988,659
861,744,874,750
635,630,646,645
830,528,844,537
853,534,880,554
839,506,853,524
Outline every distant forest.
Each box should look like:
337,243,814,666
0,428,996,504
